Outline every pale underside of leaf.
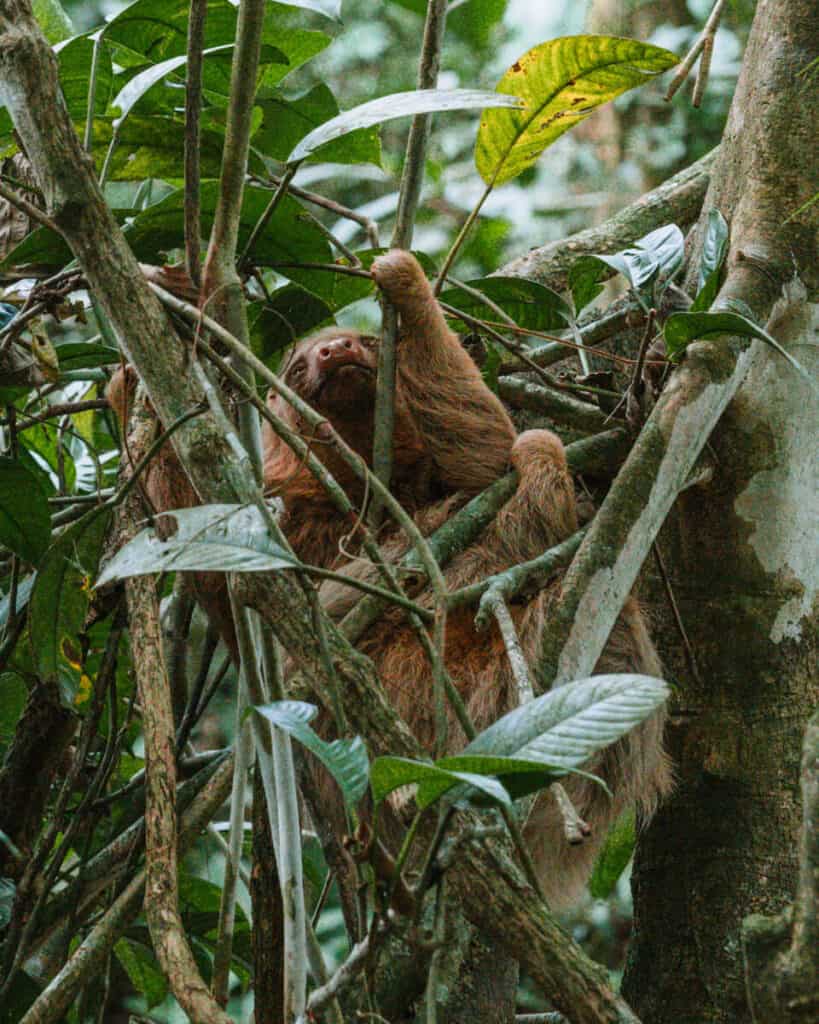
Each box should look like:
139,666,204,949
288,88,523,164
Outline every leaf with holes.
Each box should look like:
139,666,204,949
476,36,678,187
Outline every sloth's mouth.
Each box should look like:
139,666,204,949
313,363,375,402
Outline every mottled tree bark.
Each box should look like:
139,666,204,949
621,1,819,1021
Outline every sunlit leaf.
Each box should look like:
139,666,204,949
97,504,299,584
33,0,73,43
288,88,523,164
476,36,678,186
253,700,369,807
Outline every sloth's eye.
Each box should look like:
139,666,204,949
360,335,378,349
289,362,306,380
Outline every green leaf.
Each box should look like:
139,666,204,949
112,45,282,126
476,36,678,187
422,753,563,804
594,223,684,290
53,341,120,371
249,286,334,362
123,181,333,286
29,505,111,691
254,83,382,168
253,700,369,807
276,0,341,20
370,755,511,810
114,938,168,1010
97,504,299,584
691,208,729,312
568,256,607,314
287,88,523,164
33,0,73,43
664,309,819,393
0,458,51,563
439,276,571,333
54,35,114,121
589,809,636,898
103,0,329,90
463,674,669,769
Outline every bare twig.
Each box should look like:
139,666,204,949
0,179,58,233
665,0,726,103
184,0,207,288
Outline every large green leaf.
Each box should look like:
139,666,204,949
33,0,73,43
54,35,114,121
252,700,369,807
440,276,571,333
0,458,51,564
110,44,281,126
114,939,168,1010
463,674,669,769
288,88,523,164
103,0,330,89
254,83,382,168
249,286,334,362
123,181,333,284
370,755,511,810
476,35,678,186
29,505,111,691
0,34,113,150
664,308,819,394
418,753,565,807
97,504,299,583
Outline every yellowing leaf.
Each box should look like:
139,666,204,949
475,35,678,187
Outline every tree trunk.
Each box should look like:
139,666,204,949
623,1,819,1019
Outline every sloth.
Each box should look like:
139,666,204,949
261,249,671,907
109,251,670,906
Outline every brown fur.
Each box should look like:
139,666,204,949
265,251,672,908
110,253,671,908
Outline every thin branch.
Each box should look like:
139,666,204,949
122,414,231,1024
19,756,235,1024
0,179,58,233
665,0,726,104
184,0,207,288
372,0,448,528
